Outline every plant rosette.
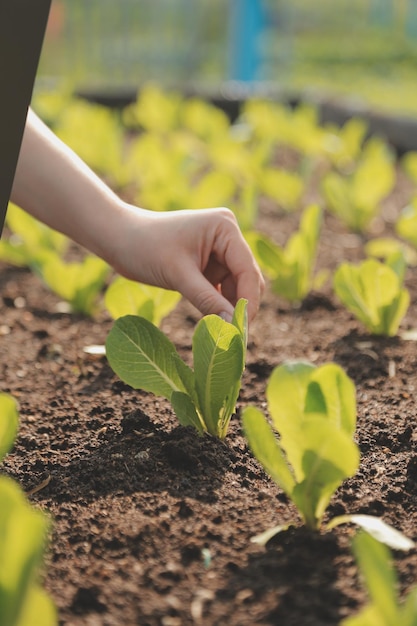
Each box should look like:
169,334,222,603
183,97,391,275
105,299,248,439
242,361,414,551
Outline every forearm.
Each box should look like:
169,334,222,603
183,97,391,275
10,109,264,321
10,108,138,264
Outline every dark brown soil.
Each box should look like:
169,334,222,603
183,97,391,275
1,170,417,626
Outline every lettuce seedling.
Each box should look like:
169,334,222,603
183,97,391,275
396,200,417,249
0,394,56,626
106,299,247,439
0,394,19,462
365,238,417,268
54,98,127,187
248,204,322,303
37,251,110,316
322,137,396,232
242,362,415,548
243,361,359,532
104,276,181,328
341,531,417,626
324,117,368,170
0,203,68,269
260,167,304,212
333,257,410,336
401,150,417,185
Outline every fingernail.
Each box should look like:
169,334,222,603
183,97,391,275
219,311,233,323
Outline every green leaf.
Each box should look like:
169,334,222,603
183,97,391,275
291,419,360,528
323,138,395,233
218,299,248,438
15,585,57,626
104,276,181,326
400,588,417,626
0,476,54,626
341,604,387,626
193,314,244,436
232,298,248,349
170,391,204,434
248,231,283,278
305,363,357,435
247,205,321,302
267,360,316,445
260,167,304,211
365,237,417,270
242,406,296,497
396,202,417,249
0,394,19,462
5,203,67,256
105,315,188,400
247,360,359,529
39,252,109,315
352,532,399,626
334,259,410,336
340,530,417,626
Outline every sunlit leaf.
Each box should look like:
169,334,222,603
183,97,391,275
0,394,19,462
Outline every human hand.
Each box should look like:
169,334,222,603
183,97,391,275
111,205,264,323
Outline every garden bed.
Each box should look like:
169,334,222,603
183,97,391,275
1,167,417,625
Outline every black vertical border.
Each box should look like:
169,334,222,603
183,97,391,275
0,0,52,234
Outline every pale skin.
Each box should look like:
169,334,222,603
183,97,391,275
11,109,264,323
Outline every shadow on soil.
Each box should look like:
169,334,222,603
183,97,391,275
222,526,356,626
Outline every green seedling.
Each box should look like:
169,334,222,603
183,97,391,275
37,251,110,316
104,276,181,327
54,98,127,187
0,394,56,626
242,361,415,549
334,257,410,336
365,238,417,268
260,167,304,212
341,531,417,626
0,203,68,268
243,361,359,532
401,150,417,185
123,83,182,133
188,170,236,210
0,394,19,462
248,204,323,303
322,137,396,232
180,96,230,142
396,200,417,249
324,117,368,170
106,299,247,439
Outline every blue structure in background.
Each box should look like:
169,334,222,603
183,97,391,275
228,0,266,82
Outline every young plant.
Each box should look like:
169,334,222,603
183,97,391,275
243,361,359,532
324,117,368,171
0,394,56,626
106,299,247,439
341,531,417,626
53,98,128,188
0,203,68,268
259,167,305,213
333,257,410,337
104,276,181,327
37,251,110,316
248,204,323,303
242,361,415,549
365,237,417,268
322,137,396,232
396,200,417,250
